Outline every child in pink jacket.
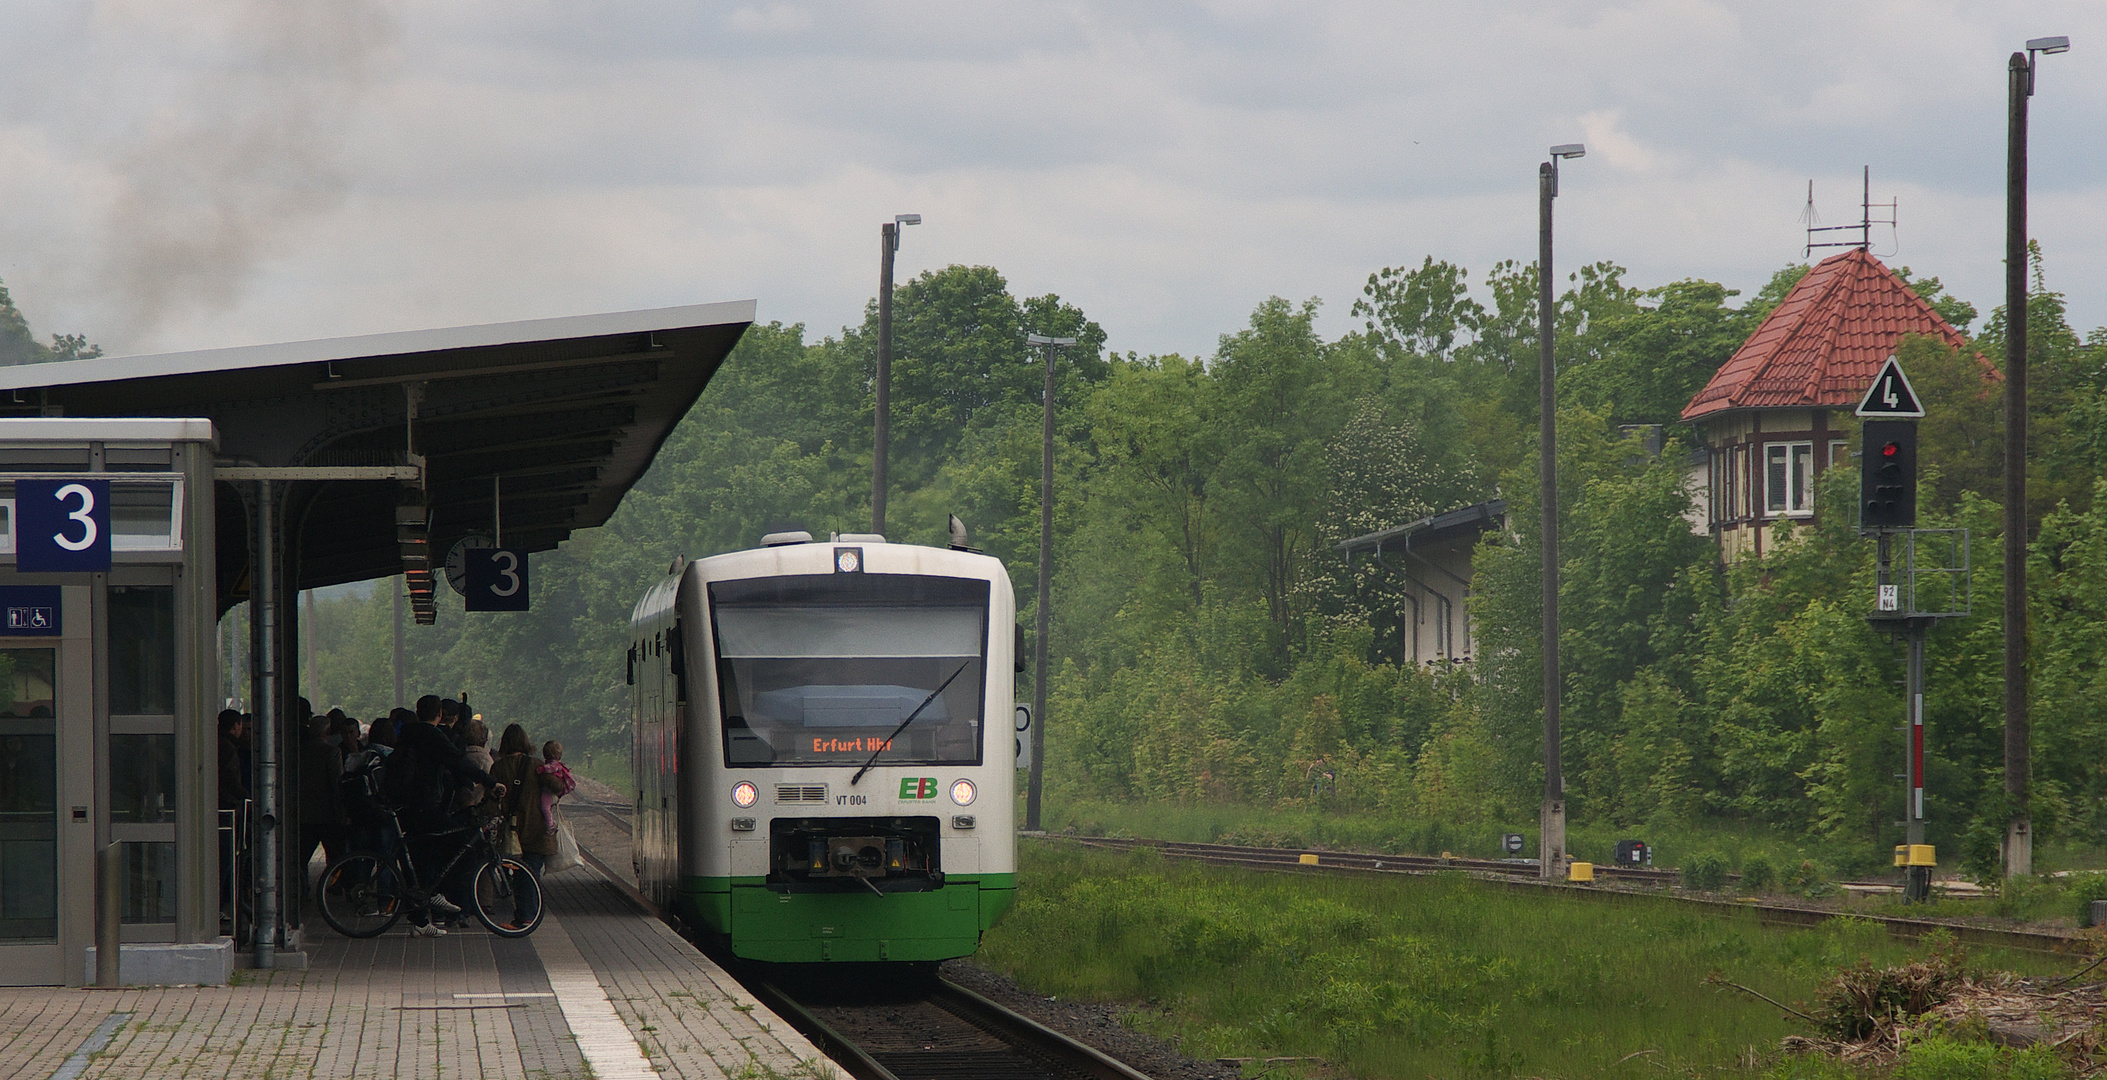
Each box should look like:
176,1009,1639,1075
538,740,577,833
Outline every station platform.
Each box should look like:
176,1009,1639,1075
0,866,839,1080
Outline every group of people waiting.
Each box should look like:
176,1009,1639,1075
218,694,578,938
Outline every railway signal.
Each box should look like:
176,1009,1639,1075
1860,420,1918,530
1858,359,1962,903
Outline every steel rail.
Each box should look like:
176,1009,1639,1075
1063,834,1681,883
1047,835,2083,957
574,818,1160,1079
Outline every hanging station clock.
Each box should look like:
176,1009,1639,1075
444,533,495,595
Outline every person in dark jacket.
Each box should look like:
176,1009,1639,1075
295,716,346,909
489,724,557,873
217,709,248,811
393,694,504,936
217,708,250,930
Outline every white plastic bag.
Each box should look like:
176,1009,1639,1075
547,810,581,874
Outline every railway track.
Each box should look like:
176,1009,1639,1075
571,798,1161,1080
1049,834,2087,957
752,976,1155,1080
1061,834,1683,884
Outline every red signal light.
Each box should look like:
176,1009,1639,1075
1882,442,1901,459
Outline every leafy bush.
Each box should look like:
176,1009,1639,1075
1740,854,1777,893
1684,850,1728,891
1899,1033,2069,1080
1787,858,1834,898
2070,873,2107,927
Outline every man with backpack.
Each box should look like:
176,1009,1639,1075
387,695,504,937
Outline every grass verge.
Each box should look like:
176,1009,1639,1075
978,841,2071,1079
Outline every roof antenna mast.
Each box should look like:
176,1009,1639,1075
1804,166,1898,258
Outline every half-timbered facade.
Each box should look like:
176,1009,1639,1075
1681,249,1975,561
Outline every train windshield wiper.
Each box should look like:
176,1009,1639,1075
849,660,972,786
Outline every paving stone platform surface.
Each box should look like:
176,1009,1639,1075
0,867,837,1080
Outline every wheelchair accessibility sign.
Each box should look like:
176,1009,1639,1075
0,585,61,636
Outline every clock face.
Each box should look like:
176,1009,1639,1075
444,534,495,595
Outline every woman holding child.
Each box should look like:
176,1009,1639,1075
490,724,562,874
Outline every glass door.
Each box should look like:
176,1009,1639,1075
0,649,59,951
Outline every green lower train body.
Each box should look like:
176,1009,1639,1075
676,875,1017,963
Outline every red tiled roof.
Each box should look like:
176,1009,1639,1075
1681,248,1980,422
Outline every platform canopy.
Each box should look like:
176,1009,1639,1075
0,301,755,604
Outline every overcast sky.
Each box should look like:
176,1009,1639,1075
1,1,2102,361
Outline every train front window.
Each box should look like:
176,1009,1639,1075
711,575,988,767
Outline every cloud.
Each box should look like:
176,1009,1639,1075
726,4,812,35
1578,110,1664,174
0,0,2103,360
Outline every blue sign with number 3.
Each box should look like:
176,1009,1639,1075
17,479,110,572
464,547,529,611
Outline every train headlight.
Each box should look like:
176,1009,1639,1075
950,778,977,806
731,781,758,808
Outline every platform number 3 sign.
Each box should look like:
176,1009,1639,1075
464,547,529,611
16,479,110,572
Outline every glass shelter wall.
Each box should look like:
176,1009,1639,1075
0,419,219,985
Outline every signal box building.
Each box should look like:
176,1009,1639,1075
1680,248,1975,561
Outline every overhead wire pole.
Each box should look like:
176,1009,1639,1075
872,213,921,535
392,577,405,709
1539,144,1583,880
2004,36,2067,879
1023,332,1075,834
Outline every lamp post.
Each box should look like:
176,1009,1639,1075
2004,36,2066,879
1540,142,1583,881
1023,332,1075,833
873,213,922,535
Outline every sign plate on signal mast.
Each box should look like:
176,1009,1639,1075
1856,356,1925,418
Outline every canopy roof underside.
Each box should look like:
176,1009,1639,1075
0,301,754,600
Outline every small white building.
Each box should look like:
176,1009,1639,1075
1336,500,1504,665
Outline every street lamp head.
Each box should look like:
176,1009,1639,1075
1025,334,1078,347
896,213,923,227
1550,143,1586,159
2027,36,2070,55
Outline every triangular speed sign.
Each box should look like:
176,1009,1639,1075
1855,356,1925,418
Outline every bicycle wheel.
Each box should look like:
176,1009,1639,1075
318,853,406,938
470,857,544,938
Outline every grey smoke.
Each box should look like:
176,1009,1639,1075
93,0,401,346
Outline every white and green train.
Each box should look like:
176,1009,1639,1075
628,532,1021,963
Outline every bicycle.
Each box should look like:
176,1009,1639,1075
317,805,543,938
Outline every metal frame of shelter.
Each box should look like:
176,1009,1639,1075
0,301,754,980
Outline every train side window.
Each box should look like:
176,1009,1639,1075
626,644,636,685
667,624,687,703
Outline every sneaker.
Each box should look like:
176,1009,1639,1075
410,922,447,938
428,893,462,914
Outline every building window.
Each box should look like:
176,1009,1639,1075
1710,451,1724,525
1734,445,1751,519
1765,442,1815,516
1721,446,1737,521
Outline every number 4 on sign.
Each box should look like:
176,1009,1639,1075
464,548,529,611
1856,356,1926,418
